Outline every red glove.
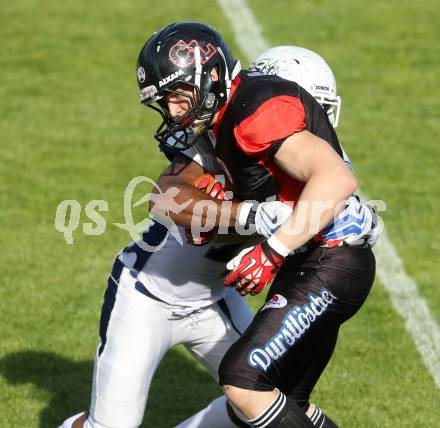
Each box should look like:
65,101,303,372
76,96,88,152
193,174,226,199
224,240,287,296
185,174,226,246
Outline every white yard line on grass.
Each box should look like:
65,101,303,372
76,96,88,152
372,221,440,389
217,0,268,60
216,0,440,389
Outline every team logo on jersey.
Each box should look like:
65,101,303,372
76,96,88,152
137,66,146,83
261,294,287,311
169,40,216,68
248,289,335,372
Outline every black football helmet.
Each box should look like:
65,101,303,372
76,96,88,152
136,22,241,149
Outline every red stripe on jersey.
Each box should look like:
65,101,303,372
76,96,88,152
233,95,306,156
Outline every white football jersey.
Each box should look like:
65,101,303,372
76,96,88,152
119,234,241,308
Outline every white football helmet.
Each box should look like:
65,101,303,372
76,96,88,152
249,46,341,128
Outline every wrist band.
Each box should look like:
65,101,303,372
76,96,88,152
267,235,292,258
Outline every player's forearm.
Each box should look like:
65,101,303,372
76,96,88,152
272,171,357,252
150,181,242,229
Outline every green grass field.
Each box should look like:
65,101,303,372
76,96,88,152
1,0,439,426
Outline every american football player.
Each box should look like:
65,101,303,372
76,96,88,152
136,22,379,428
58,85,295,428
175,44,373,428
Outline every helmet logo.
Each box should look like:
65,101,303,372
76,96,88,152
137,66,146,83
169,40,216,68
249,59,280,76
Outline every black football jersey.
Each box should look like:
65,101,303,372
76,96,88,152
212,71,344,203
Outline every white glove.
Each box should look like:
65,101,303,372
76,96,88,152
364,204,381,247
255,201,293,238
237,200,293,238
320,196,381,248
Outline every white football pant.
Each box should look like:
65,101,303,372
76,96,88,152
88,266,253,428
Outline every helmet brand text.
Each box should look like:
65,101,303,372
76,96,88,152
159,69,185,87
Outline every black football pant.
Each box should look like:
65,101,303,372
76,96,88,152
218,243,376,408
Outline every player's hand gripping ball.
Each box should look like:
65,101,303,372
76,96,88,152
185,174,227,246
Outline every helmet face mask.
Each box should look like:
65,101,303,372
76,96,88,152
136,22,241,149
142,79,219,150
249,46,341,128
314,93,341,128
148,83,199,144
